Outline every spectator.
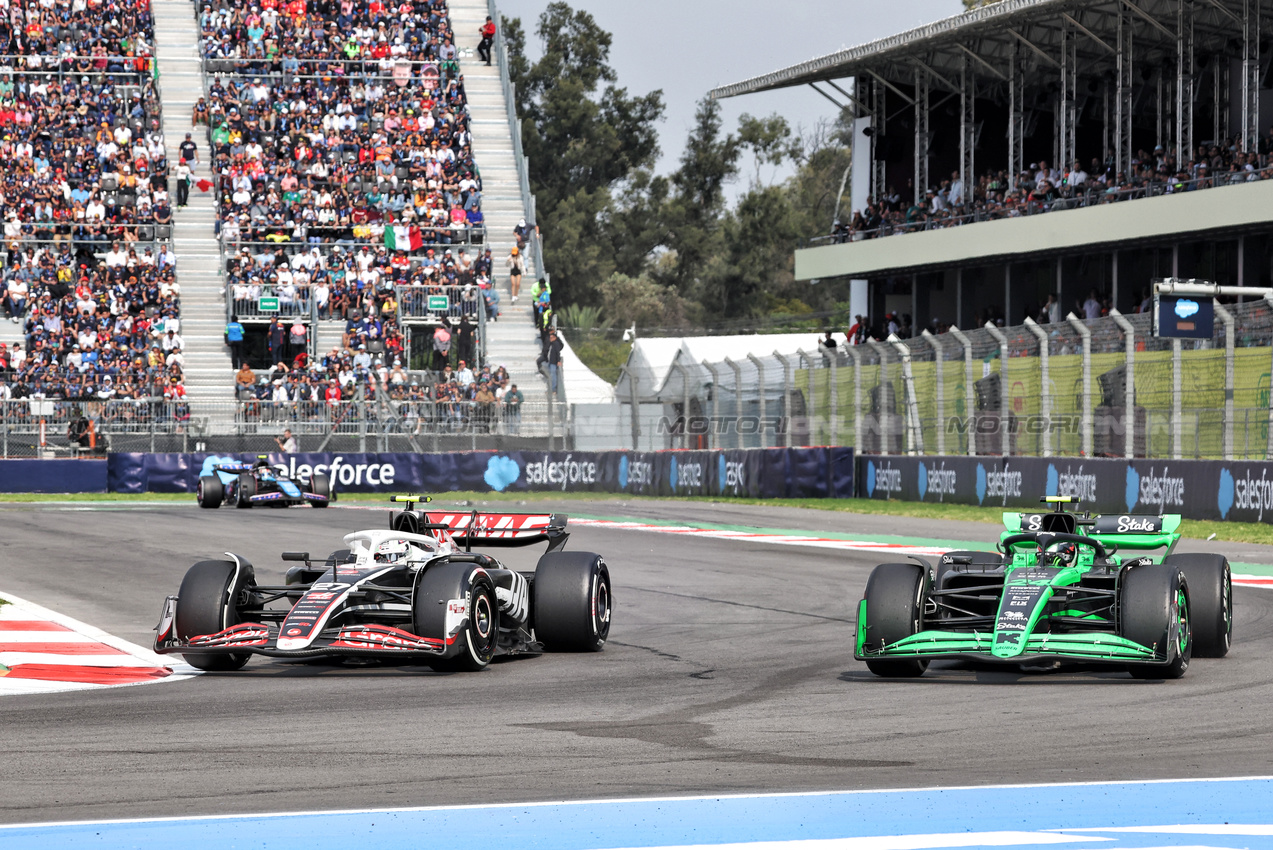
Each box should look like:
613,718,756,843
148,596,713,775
275,428,297,453
506,246,524,302
235,362,256,399
1083,289,1103,320
478,16,496,65
504,382,523,434
545,329,563,397
225,314,246,369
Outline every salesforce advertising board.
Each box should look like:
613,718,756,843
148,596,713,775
855,454,1273,522
108,447,855,500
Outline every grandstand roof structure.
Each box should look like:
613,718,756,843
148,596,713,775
711,0,1262,103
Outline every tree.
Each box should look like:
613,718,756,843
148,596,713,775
502,4,664,306
657,97,742,299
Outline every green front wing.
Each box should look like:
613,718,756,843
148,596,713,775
853,600,1166,665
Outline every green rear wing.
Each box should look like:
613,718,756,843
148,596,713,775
1001,511,1181,551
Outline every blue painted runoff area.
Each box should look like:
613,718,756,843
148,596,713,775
3,778,1273,850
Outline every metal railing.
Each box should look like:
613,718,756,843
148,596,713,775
811,171,1273,246
0,396,554,457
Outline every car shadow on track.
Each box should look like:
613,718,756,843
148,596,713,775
838,661,1164,684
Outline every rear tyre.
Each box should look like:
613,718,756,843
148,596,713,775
174,559,254,671
862,563,929,678
414,563,499,671
1163,553,1231,658
1121,565,1191,679
234,473,256,508
533,552,611,651
309,473,331,507
196,475,223,509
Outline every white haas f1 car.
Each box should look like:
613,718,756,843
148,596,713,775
154,497,612,671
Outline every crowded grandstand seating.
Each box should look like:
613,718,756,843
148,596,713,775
193,0,514,426
826,143,1273,243
0,0,184,405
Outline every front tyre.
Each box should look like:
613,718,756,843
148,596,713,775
173,559,254,671
861,563,929,678
1163,553,1231,657
234,473,256,508
1121,564,1191,679
414,563,499,671
197,475,223,508
533,552,611,651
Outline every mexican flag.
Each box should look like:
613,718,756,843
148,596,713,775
384,225,423,253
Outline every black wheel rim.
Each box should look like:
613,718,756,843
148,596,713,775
593,573,611,640
471,590,496,658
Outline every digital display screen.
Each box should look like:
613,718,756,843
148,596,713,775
1154,295,1214,339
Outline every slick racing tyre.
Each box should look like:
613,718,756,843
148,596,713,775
194,475,222,508
533,552,611,652
174,559,255,671
414,563,499,672
862,563,929,678
1162,553,1232,658
234,472,256,508
197,475,223,508
1120,564,1191,679
309,472,331,507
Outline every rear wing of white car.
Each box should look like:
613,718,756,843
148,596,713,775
386,498,569,551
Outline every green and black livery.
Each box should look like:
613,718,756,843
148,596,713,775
854,497,1233,679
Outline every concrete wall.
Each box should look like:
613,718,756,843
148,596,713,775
796,180,1273,281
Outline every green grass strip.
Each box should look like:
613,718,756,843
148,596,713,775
2,491,1273,547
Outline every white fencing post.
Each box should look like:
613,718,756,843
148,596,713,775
888,334,924,455
724,357,743,449
984,322,1009,456
748,353,767,448
702,359,721,451
1066,313,1093,457
921,329,945,455
844,344,863,454
948,326,976,456
1215,300,1235,461
773,351,793,449
1110,309,1136,459
1024,317,1051,457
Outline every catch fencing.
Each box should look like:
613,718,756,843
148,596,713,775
637,299,1273,461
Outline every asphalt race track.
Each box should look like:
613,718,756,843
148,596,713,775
2,499,1273,826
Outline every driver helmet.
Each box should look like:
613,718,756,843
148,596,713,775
254,457,271,470
1040,540,1078,567
374,538,410,564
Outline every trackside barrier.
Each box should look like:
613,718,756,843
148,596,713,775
856,453,1273,523
105,448,856,497
0,460,108,493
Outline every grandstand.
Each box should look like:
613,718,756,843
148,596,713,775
0,0,563,455
0,0,186,441
712,0,1273,336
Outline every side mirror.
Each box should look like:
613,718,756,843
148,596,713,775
281,551,310,562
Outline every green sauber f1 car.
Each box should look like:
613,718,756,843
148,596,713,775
854,497,1233,679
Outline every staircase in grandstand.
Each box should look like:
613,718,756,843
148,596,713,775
449,0,556,427
153,0,228,426
146,0,560,438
